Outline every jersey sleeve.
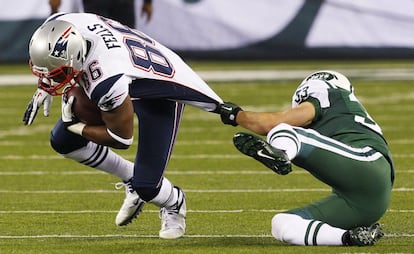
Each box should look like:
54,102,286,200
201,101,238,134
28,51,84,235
291,80,330,122
91,74,131,112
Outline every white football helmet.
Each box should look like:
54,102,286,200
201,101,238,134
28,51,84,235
29,20,86,95
301,70,353,92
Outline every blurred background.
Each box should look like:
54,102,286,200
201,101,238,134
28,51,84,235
1,0,414,63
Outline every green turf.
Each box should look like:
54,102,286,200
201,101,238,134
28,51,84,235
0,61,413,253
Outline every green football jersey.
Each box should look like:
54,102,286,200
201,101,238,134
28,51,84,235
292,79,394,180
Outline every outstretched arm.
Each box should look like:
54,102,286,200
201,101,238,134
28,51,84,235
237,102,316,135
220,101,316,135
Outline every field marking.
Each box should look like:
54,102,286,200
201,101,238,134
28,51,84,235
4,138,412,146
359,91,414,104
1,169,414,176
3,68,414,86
0,188,413,194
0,124,51,139
0,209,412,214
0,154,247,160
0,170,300,175
0,233,412,239
1,153,414,160
0,209,284,214
0,138,413,146
0,189,330,194
0,140,229,146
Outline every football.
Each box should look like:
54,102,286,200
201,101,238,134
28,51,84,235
65,86,104,125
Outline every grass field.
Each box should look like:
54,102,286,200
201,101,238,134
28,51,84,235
0,61,413,253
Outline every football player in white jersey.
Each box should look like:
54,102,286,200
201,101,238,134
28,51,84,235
220,70,394,246
23,13,223,239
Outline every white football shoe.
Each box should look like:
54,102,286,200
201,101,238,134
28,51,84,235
159,186,186,239
115,179,145,226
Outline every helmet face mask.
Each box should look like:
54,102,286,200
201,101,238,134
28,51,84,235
29,20,86,96
30,61,80,95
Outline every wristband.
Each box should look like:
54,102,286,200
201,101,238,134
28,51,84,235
107,128,134,146
229,107,242,126
67,122,86,136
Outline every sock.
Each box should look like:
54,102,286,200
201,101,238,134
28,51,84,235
62,141,133,181
266,123,300,160
272,213,346,246
149,178,178,208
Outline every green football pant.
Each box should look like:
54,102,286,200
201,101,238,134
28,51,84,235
286,127,393,229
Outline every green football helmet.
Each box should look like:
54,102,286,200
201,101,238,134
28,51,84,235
302,70,353,92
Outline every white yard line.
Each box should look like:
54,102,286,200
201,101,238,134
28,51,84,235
1,153,414,160
0,233,412,239
1,169,414,176
2,68,414,86
0,209,412,214
0,188,412,194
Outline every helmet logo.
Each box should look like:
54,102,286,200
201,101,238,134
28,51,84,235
306,72,337,82
50,26,73,60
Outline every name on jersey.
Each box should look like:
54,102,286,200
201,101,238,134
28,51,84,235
87,24,121,49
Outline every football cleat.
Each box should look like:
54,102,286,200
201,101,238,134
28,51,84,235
115,179,145,226
233,132,292,175
159,186,186,239
347,223,384,246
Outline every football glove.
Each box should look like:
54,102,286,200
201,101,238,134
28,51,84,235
61,91,85,136
219,101,242,126
61,94,76,125
22,78,53,125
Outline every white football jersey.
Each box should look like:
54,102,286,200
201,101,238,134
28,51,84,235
48,13,223,111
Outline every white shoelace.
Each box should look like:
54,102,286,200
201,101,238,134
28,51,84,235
115,181,134,194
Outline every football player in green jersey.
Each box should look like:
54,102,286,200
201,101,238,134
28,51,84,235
219,70,394,246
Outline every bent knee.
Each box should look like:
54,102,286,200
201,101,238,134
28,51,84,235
50,120,88,154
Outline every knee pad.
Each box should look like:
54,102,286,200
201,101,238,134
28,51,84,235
50,120,88,154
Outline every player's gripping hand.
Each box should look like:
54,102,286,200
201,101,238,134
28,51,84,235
61,93,76,126
23,79,53,125
61,91,85,136
219,102,243,126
